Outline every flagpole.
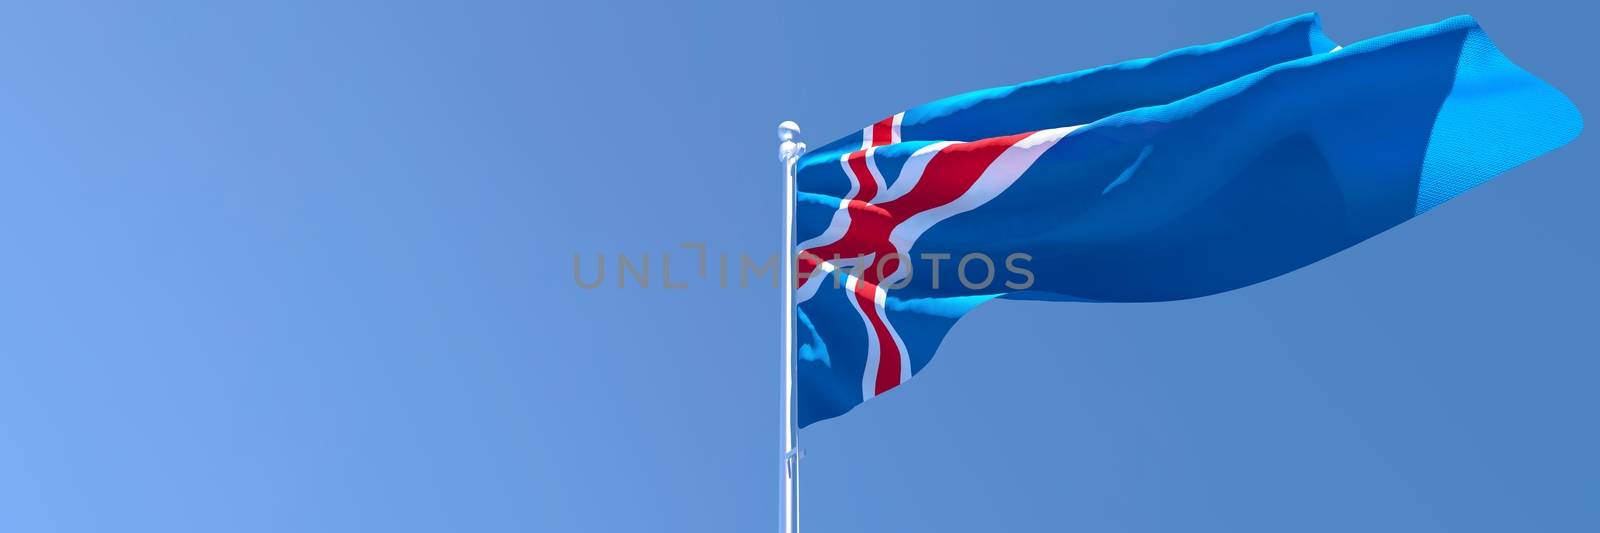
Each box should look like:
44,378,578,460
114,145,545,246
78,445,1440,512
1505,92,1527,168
778,121,805,533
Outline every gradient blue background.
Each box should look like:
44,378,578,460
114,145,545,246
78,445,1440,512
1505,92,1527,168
0,2,1593,531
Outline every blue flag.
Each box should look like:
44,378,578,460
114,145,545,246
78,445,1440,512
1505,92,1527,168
794,14,1581,427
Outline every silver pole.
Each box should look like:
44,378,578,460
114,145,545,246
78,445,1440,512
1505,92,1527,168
778,121,805,533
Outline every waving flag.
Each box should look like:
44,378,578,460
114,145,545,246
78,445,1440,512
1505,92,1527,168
793,14,1581,427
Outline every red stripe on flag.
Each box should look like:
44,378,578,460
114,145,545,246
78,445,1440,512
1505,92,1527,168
844,151,878,202
870,116,895,147
853,280,901,395
798,131,1041,398
876,132,1030,215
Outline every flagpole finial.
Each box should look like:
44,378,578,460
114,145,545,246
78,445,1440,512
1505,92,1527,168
779,121,806,164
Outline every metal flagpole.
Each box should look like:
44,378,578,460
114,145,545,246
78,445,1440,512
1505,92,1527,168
778,121,805,533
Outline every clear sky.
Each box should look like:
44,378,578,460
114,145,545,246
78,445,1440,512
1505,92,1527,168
0,1,1594,532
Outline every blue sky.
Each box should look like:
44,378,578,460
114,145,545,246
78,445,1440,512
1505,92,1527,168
0,1,1595,531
